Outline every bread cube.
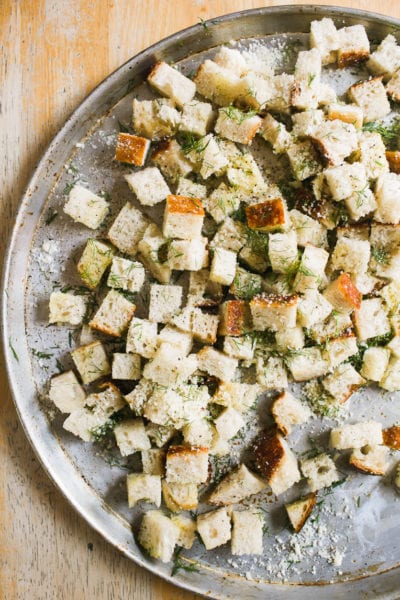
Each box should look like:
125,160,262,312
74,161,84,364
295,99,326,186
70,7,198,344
367,35,400,79
169,305,194,333
345,187,377,221
380,280,400,314
326,103,363,129
297,289,333,328
124,379,154,415
213,382,259,413
324,163,367,202
271,391,311,436
89,290,135,337
323,333,358,369
148,61,195,107
250,293,297,332
330,421,383,450
361,347,390,381
322,362,365,403
71,341,110,384
317,82,337,106
209,433,231,457
49,291,87,326
253,429,301,495
115,132,150,166
354,298,391,341
287,141,322,180
197,346,238,381
294,245,329,292
171,515,197,550
210,248,236,286
359,131,389,180
268,230,298,274
230,267,262,301
203,183,240,224
231,510,264,556
323,273,361,314
309,120,358,167
162,481,198,512
337,24,370,68
158,325,192,356
107,202,149,256
210,218,246,253
291,109,324,138
291,48,321,110
214,407,245,441
285,493,317,533
349,444,389,476
182,418,214,448
330,237,370,275
386,69,400,102
301,454,340,492
256,356,288,390
137,510,180,563
126,318,158,359
197,508,231,550
107,257,145,293
374,172,400,224
226,152,266,194
380,357,400,391
218,300,249,336
141,449,165,476
266,73,296,113
194,59,242,106
275,326,305,352
289,209,327,248
260,113,292,153
64,184,109,229
179,100,214,137
213,46,248,75
112,353,141,380
114,419,150,457
388,336,400,358
191,309,219,344
385,150,400,174
236,71,276,110
208,464,266,505
77,238,115,289
143,388,183,429
143,343,197,387
132,98,180,140
286,347,330,381
167,237,208,271
348,76,390,123
383,425,400,449
165,445,208,484
151,139,193,182
239,246,268,274
124,167,170,207
176,177,207,199
138,224,171,284
245,198,289,232
215,106,262,145
49,370,86,413
148,284,182,323
79,324,97,346
310,18,339,64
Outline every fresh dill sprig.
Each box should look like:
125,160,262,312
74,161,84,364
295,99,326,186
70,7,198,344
371,246,390,265
363,118,400,150
171,547,200,577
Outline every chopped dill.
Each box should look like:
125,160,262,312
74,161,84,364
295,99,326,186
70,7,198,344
221,105,258,124
371,246,390,265
31,348,53,359
90,412,124,443
171,547,200,576
181,133,210,155
363,117,400,150
9,338,19,362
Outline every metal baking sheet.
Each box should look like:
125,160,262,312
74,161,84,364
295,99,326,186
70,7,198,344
3,5,400,598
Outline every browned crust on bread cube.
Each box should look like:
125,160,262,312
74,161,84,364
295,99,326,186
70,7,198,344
250,293,298,309
386,151,400,174
253,428,285,481
167,445,208,458
327,106,363,129
338,50,369,69
115,132,150,166
324,273,361,311
219,300,250,336
349,453,387,476
285,492,317,533
245,199,286,231
383,426,400,449
166,194,205,216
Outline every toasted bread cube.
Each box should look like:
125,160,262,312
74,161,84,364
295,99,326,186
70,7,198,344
236,71,275,111
345,187,377,221
186,133,228,179
49,291,87,326
141,449,165,476
309,120,358,167
286,347,330,382
359,131,389,180
380,280,400,314
115,132,150,166
115,419,150,456
214,407,245,441
256,356,288,390
330,237,370,275
239,246,268,274
271,391,311,436
197,509,231,550
64,184,109,229
294,245,329,292
132,98,180,140
337,24,370,68
213,46,248,75
138,224,171,284
179,100,215,136
194,59,242,106
230,267,262,301
148,61,195,107
231,510,263,556
324,163,367,202
210,218,246,253
148,284,182,323
124,379,154,416
385,150,400,174
71,341,110,384
219,300,249,336
309,311,353,344
208,464,266,505
289,209,327,248
165,445,208,484
158,325,192,356
125,167,170,207
203,183,240,224
107,202,149,256
310,18,339,64
226,152,266,194
126,318,158,359
374,172,400,224
317,82,337,106
322,362,365,404
380,357,400,391
89,290,135,337
245,198,288,232
151,139,193,183
250,293,297,332
291,109,324,138
386,69,400,102
162,480,198,513
287,141,322,181
191,309,219,344
171,515,196,550
146,423,176,448
323,333,358,369
213,382,259,413
268,230,298,274
143,344,197,388
361,347,390,381
49,370,86,413
260,113,291,153
107,257,144,293
291,48,321,110
253,429,301,495
215,107,262,145
144,386,194,429
354,298,391,341
326,103,363,128
182,418,214,448
286,493,317,533
275,327,305,352
176,177,207,199
197,346,238,381
330,421,383,450
210,248,237,286
266,73,296,113
367,34,400,79
323,273,361,314
137,510,179,563
297,289,333,328
349,77,390,123
112,352,141,380
383,425,400,449
301,454,340,492
349,444,389,475
77,238,115,289
167,237,208,271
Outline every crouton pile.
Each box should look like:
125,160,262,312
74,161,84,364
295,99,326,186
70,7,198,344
48,18,400,564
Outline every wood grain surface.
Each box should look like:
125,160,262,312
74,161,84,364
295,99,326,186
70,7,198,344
1,1,400,598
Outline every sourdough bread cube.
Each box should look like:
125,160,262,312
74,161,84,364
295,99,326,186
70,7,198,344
297,289,333,328
380,280,400,314
330,421,383,450
310,18,339,64
231,510,264,556
169,305,194,333
350,444,388,475
125,379,154,415
245,198,289,232
158,325,192,356
309,120,358,167
215,106,262,145
64,184,109,229
275,326,305,351
337,24,370,68
330,237,370,275
371,247,400,280
209,218,247,252
301,454,340,492
385,150,400,173
137,510,180,563
167,237,208,271
171,515,197,550
256,356,288,390
268,230,298,274
323,333,358,369
138,224,171,284
253,429,301,495
49,370,86,413
226,152,267,195
286,347,330,381
89,290,135,337
112,353,141,380
260,113,292,153
141,449,165,476
143,344,197,387
203,183,240,224
367,34,400,79
77,238,115,289
374,172,400,224
80,324,97,346
380,357,400,391
209,433,230,457
214,407,245,441
49,291,87,326
213,382,259,413
151,139,193,182
294,245,329,292
317,82,337,106
388,336,400,358
326,103,363,129
291,48,322,110
230,267,262,300
266,73,296,113
289,209,328,248
182,418,214,448
179,100,215,137
323,272,361,313
107,257,145,293
214,46,248,75
383,425,400,449
191,309,219,344
194,59,242,106
148,61,195,107
236,72,276,111
186,134,229,179
348,77,390,122
197,509,231,550
208,464,266,505
148,284,182,323
386,70,400,102
324,163,367,202
107,202,149,256
115,419,151,456
219,300,250,336
132,98,181,140
351,272,381,295
71,341,110,384
309,311,353,344
143,388,185,429
345,188,377,221
354,298,391,341
361,347,390,381
250,293,298,332
162,481,198,512
359,131,389,180
176,177,207,199
146,423,176,448
271,391,311,436
322,362,365,403
210,248,237,285
285,493,317,533
291,110,324,138
115,132,150,166
239,246,268,273
166,445,208,484
223,335,255,360
125,167,170,207
126,318,158,359
287,141,322,181
197,346,238,381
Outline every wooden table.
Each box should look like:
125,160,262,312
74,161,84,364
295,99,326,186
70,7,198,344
1,1,400,598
